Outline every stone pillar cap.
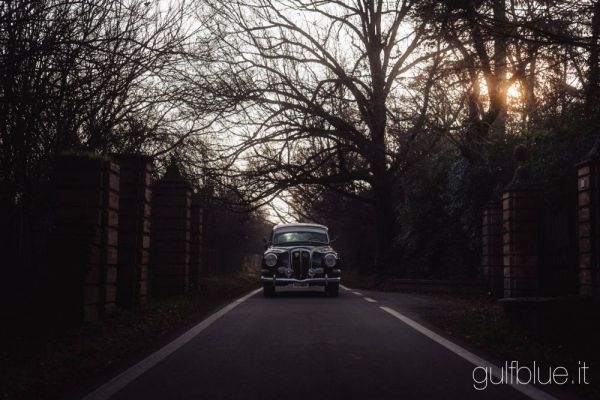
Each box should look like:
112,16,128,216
159,157,191,187
506,145,538,189
576,136,600,166
112,153,153,162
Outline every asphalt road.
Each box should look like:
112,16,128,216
88,286,561,400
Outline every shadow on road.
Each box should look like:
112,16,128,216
269,287,334,298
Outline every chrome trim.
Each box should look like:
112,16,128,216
291,248,311,279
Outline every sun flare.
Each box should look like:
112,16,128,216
478,79,523,105
506,81,522,101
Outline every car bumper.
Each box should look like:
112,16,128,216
260,276,340,285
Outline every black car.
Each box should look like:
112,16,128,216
260,223,341,297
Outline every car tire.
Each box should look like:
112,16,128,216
326,282,339,297
263,282,275,297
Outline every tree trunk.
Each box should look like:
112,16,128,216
586,1,600,119
372,176,396,276
489,0,508,135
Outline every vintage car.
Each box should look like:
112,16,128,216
261,223,341,297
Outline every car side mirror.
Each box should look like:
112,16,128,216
329,236,338,244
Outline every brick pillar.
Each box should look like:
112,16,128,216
503,146,542,298
51,155,119,322
189,193,204,289
577,140,600,297
115,154,152,307
481,201,503,296
150,159,191,295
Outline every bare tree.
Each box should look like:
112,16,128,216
0,0,201,301
0,0,197,208
434,1,600,152
192,0,447,273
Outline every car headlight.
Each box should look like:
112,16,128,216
264,253,278,267
324,253,337,267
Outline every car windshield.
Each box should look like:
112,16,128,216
273,231,329,245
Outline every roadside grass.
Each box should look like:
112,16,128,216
0,272,260,400
422,296,600,399
344,271,600,399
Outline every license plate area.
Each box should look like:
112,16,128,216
293,282,309,287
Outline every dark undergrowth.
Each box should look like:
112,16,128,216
422,296,599,399
0,272,259,400
344,270,599,399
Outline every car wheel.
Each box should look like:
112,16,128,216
263,283,275,297
326,282,339,297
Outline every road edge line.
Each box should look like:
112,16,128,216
379,306,558,400
81,287,262,400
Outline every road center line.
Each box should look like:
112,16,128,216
81,288,262,400
352,291,363,296
379,306,557,400
340,285,351,291
363,297,377,303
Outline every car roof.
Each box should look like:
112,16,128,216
273,223,328,231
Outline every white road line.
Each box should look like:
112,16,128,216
340,285,351,291
364,297,377,303
81,288,262,400
379,306,557,400
352,291,363,296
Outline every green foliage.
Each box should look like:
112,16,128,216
528,111,596,198
314,107,594,280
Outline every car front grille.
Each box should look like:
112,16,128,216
291,249,310,279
